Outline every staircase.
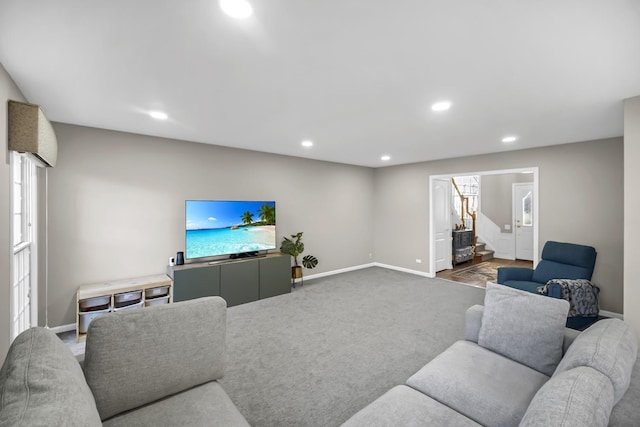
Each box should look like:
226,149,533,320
475,241,495,262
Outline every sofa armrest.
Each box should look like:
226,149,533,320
547,282,563,299
0,328,102,426
465,305,484,343
563,328,580,354
497,267,534,283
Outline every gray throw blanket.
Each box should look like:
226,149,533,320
537,279,599,317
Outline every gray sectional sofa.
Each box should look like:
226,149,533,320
343,283,638,427
1,284,637,427
0,297,249,426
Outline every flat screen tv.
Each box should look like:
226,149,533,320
185,200,276,260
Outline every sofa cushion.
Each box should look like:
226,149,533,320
341,385,481,427
479,282,569,375
102,381,249,427
84,296,228,420
406,340,549,426
554,318,638,404
0,327,102,427
519,366,614,427
465,304,581,355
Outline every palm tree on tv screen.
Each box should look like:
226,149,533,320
259,203,275,225
241,211,254,225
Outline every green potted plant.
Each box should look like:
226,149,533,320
280,232,318,285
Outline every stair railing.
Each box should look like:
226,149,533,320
451,178,477,246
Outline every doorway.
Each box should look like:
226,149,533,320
429,167,539,277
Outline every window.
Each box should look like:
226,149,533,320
522,191,532,226
11,152,38,340
452,175,479,230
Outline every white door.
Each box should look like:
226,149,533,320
513,183,534,261
434,178,452,272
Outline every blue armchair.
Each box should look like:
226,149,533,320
498,241,599,329
497,241,597,295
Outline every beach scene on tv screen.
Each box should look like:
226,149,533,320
186,200,276,259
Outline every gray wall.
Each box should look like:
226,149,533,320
46,124,375,327
481,173,534,233
374,138,624,313
0,63,28,365
624,95,640,338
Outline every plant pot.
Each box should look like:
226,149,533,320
292,266,303,279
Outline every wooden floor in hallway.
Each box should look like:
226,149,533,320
437,257,534,288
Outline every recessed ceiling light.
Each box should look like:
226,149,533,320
149,111,168,120
219,0,253,19
502,136,518,143
431,101,452,112
381,155,391,161
301,140,313,148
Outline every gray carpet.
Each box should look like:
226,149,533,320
221,266,484,427
219,267,640,427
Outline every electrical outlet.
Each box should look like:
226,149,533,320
369,253,373,259
416,259,422,264
505,224,511,230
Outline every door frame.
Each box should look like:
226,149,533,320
429,167,539,277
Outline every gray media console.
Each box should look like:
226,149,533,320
166,252,291,307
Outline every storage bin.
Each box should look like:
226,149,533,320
78,307,110,334
113,300,143,312
145,286,170,299
144,296,170,307
79,295,110,310
114,290,142,308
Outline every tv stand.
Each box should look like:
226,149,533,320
168,253,290,307
231,251,260,259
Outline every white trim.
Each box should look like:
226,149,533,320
29,160,38,329
298,262,433,283
429,167,540,276
296,263,376,283
600,310,623,320
372,263,433,278
48,323,76,334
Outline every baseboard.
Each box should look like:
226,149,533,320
296,263,376,283
600,310,623,320
372,263,433,278
47,323,76,334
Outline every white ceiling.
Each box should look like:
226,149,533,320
1,1,639,167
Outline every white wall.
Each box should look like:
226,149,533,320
46,124,375,327
481,173,533,233
624,95,640,338
0,63,28,365
374,138,624,313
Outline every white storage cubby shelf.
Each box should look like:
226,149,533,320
76,274,173,342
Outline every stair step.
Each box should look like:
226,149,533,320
475,249,495,262
475,242,486,252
